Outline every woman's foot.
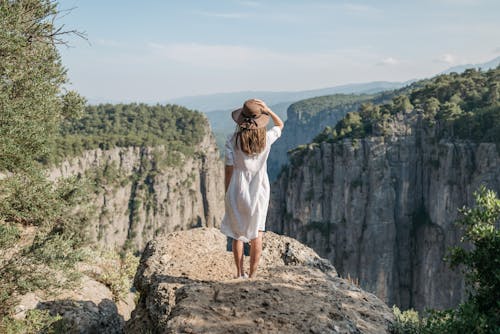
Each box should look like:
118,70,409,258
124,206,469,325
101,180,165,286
233,273,249,279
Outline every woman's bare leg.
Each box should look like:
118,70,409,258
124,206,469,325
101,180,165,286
232,239,244,277
249,231,263,278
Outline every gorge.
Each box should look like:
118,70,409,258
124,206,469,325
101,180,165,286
267,67,500,311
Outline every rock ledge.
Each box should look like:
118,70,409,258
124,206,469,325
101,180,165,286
126,227,393,333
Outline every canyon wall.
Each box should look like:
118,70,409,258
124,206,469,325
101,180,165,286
49,132,224,250
268,101,363,179
268,115,500,311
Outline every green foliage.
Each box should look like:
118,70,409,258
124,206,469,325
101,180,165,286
89,250,139,302
448,186,500,321
0,222,20,248
311,68,500,145
288,93,375,125
0,172,91,317
0,309,68,334
0,0,85,172
390,306,422,334
51,103,207,165
453,105,500,142
392,303,500,334
390,186,500,334
392,95,413,113
0,3,89,316
0,172,87,227
334,112,365,139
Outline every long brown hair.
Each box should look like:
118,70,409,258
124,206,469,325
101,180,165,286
235,126,266,155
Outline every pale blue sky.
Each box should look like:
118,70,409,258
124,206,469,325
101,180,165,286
58,0,500,102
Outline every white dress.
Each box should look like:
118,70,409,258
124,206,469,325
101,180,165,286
220,126,282,242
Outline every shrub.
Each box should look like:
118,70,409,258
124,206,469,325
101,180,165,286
0,222,20,248
0,309,68,334
89,250,139,302
390,306,422,334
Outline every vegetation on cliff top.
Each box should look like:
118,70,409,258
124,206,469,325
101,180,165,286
51,103,207,164
310,67,500,145
287,93,376,124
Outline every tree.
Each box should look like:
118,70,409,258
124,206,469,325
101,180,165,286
0,0,88,325
449,186,500,319
334,111,365,139
0,0,85,172
392,95,413,113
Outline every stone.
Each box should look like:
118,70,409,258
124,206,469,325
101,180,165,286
125,228,393,333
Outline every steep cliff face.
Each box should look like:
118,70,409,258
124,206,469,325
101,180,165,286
267,95,374,179
49,132,224,250
268,117,500,311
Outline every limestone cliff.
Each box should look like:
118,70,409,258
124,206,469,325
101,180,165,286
267,94,376,179
49,131,224,250
268,111,500,311
126,228,393,334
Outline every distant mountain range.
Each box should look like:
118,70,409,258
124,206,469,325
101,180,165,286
440,56,500,75
167,56,500,113
85,56,500,111
168,81,410,113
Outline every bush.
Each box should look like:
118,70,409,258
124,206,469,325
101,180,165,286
0,309,68,334
0,172,91,318
390,306,421,334
0,222,20,248
89,250,139,302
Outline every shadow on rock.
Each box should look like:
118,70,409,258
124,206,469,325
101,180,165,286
37,298,124,334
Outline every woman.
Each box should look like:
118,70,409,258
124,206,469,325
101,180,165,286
220,98,284,279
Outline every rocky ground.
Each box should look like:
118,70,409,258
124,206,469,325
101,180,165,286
126,228,393,334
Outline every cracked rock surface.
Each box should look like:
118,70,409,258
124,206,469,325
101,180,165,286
126,228,392,333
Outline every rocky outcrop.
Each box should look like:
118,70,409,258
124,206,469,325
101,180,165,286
268,113,500,311
49,131,224,250
126,228,393,334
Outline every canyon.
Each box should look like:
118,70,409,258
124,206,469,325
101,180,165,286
268,109,500,311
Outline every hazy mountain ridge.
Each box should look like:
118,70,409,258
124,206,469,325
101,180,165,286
441,55,500,75
168,81,409,113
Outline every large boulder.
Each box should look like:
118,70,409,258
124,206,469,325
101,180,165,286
126,228,393,333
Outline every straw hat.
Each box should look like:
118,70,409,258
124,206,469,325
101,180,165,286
231,99,270,129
